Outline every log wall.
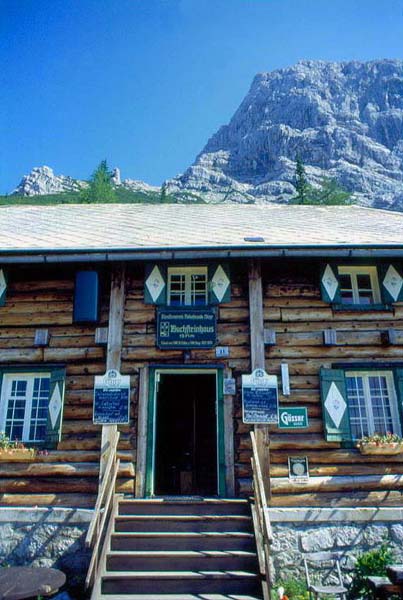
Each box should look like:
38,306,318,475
259,260,403,507
0,265,134,508
2,258,403,508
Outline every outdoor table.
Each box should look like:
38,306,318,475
0,567,66,600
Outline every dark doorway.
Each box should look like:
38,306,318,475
154,373,217,496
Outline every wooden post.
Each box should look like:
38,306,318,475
100,263,126,478
248,259,271,499
223,367,235,496
135,366,149,497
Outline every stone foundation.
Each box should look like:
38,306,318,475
0,508,92,595
269,507,403,582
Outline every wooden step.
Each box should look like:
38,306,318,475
114,515,252,533
101,570,263,595
106,550,259,572
110,531,256,552
118,499,250,516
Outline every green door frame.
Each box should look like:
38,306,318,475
145,367,226,497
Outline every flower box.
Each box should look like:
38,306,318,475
358,442,403,456
0,448,36,462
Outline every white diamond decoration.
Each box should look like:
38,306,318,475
322,264,339,301
324,382,347,428
211,265,230,302
383,265,403,301
145,265,165,302
0,270,6,299
49,384,62,429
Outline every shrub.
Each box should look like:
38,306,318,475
348,543,394,599
272,578,310,600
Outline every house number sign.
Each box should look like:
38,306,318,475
93,369,130,425
242,369,279,424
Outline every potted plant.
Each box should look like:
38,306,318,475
0,432,36,461
357,432,403,455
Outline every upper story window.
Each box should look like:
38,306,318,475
320,262,403,309
144,263,231,306
338,266,381,306
168,266,208,307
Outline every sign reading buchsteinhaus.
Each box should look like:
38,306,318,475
157,308,217,349
242,368,279,424
93,369,130,425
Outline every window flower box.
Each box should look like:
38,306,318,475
0,447,36,461
357,433,403,455
0,432,36,461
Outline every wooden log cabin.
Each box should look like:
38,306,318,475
1,203,403,512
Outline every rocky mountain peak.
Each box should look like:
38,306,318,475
11,166,160,198
12,166,86,196
166,59,403,209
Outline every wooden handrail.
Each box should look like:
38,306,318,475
85,429,120,589
250,430,273,598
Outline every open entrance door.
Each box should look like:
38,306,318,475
146,370,225,497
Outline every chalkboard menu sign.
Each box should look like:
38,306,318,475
157,307,217,349
93,369,130,425
242,368,279,424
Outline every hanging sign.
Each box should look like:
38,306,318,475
242,368,279,424
93,369,130,424
157,308,217,349
278,407,308,429
288,456,309,483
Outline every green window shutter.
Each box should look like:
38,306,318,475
208,263,231,305
0,269,7,307
394,368,403,427
144,263,167,305
320,368,351,442
45,368,66,449
320,263,340,304
379,263,403,304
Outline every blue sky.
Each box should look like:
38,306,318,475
1,0,403,194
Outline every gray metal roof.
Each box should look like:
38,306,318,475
0,204,402,260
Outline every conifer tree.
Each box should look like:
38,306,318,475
294,156,310,204
160,183,168,203
292,157,352,205
310,177,351,205
80,160,117,203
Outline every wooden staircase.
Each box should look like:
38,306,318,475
91,497,264,599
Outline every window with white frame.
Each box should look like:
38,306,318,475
338,266,381,306
345,371,401,440
167,266,208,306
0,373,51,442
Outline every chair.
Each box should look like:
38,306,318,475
303,551,348,600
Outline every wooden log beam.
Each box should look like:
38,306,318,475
0,477,133,494
0,493,96,508
0,461,134,478
269,490,403,508
270,473,403,494
248,259,270,499
100,264,126,478
270,449,403,464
